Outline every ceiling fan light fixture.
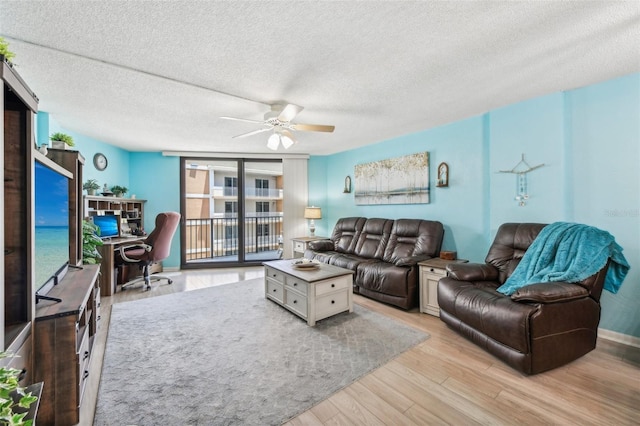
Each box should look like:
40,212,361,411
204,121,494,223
280,129,296,149
267,133,280,150
281,135,294,149
222,103,335,150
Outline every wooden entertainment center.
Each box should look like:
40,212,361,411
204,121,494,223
2,54,39,391
2,55,101,424
34,265,101,425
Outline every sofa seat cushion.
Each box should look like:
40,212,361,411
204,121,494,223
306,250,340,265
438,278,538,354
356,261,413,298
329,254,372,271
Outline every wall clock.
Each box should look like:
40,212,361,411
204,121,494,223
93,153,108,171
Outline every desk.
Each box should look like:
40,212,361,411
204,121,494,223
97,237,144,296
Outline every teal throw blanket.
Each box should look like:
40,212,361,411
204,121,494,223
497,222,630,296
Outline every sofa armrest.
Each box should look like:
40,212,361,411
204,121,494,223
445,263,499,281
511,282,589,303
394,254,433,267
308,240,334,251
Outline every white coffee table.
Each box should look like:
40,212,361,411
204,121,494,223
263,259,354,326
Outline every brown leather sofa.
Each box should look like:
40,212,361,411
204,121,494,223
305,217,444,309
438,223,611,375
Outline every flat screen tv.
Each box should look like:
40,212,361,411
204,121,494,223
34,158,71,297
92,214,120,239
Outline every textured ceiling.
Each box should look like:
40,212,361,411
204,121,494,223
1,1,638,155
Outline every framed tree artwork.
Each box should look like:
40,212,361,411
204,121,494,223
354,152,430,205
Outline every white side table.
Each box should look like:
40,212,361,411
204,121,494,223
418,258,468,317
291,236,329,258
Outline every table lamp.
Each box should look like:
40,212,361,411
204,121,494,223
304,206,322,237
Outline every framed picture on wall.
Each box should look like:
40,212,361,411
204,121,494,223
436,162,449,187
354,152,430,205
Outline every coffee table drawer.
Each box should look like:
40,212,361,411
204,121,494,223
316,275,350,296
285,275,308,295
265,267,285,284
316,290,349,317
285,291,308,317
266,280,284,303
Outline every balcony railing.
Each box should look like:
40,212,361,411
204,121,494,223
211,186,283,198
185,215,283,262
212,212,283,219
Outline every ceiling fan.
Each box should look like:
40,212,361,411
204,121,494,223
220,103,335,150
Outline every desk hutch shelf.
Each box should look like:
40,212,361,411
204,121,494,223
84,195,147,228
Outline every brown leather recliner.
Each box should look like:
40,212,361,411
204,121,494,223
438,223,610,375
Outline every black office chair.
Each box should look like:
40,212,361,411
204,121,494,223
117,212,180,291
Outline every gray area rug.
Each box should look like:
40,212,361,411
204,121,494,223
94,278,429,425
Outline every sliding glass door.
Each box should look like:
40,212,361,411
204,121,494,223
243,161,284,261
181,158,283,267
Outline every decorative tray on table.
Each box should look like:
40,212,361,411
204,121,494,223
292,259,320,270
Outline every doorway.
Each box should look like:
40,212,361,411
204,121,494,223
181,158,283,267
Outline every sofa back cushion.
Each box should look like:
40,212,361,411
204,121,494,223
485,223,546,284
383,219,444,263
354,218,393,260
330,217,366,254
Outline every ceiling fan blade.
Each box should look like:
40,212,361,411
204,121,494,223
277,104,304,122
220,116,265,125
291,123,335,133
232,127,272,138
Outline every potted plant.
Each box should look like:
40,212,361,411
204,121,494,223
49,132,75,150
82,220,103,265
0,352,40,426
110,185,128,198
0,37,16,64
83,179,100,196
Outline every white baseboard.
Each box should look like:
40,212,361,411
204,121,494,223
598,328,640,348
162,266,181,272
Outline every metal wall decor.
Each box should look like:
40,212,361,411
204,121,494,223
343,175,352,193
436,162,449,187
499,154,544,206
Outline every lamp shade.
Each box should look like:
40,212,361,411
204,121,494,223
267,133,280,150
280,129,296,149
304,206,322,219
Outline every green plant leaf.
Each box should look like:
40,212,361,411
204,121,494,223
18,393,37,409
0,37,16,62
0,352,38,425
10,412,28,425
49,132,75,146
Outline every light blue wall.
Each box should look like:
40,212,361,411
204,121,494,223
310,73,639,338
42,113,132,191
129,152,181,268
488,93,566,230
310,116,489,262
567,74,640,338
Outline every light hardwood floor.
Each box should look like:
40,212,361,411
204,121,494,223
80,267,640,425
